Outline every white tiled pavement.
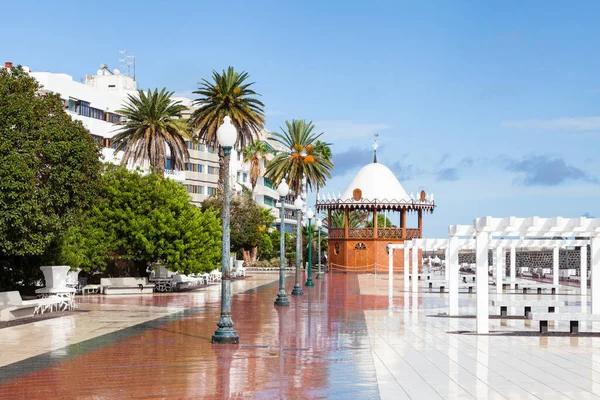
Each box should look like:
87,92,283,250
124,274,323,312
360,275,600,399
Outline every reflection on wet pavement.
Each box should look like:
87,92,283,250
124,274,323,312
2,273,600,399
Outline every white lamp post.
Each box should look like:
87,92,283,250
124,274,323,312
316,218,323,279
275,179,290,306
292,196,304,295
212,116,239,344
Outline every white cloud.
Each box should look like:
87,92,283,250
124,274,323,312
501,117,600,131
313,120,391,140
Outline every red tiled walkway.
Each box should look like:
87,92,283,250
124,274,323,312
0,274,384,399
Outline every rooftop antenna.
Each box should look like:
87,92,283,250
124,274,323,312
372,133,379,163
119,50,136,80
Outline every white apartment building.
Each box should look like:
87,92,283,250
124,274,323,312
5,61,300,231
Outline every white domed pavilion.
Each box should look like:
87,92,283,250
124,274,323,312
316,139,436,272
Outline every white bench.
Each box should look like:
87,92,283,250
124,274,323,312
100,278,155,295
428,282,477,293
409,274,434,281
529,312,600,334
515,284,565,294
490,299,567,317
0,291,62,321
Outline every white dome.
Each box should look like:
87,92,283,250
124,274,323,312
341,162,410,202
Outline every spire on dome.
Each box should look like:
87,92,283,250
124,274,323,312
372,133,379,163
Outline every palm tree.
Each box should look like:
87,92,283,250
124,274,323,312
190,67,265,191
113,88,190,176
264,120,333,195
243,141,271,192
312,139,332,211
325,210,368,229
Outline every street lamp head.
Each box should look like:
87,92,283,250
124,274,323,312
217,116,237,148
277,178,290,197
306,208,314,220
293,196,303,210
316,218,322,228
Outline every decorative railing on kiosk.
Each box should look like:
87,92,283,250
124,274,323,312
377,228,404,239
329,228,345,239
328,227,420,239
348,228,373,238
406,228,421,239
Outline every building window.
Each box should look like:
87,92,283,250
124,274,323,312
264,177,275,190
90,108,104,120
207,187,216,196
199,143,205,152
79,101,90,117
67,99,77,112
91,135,103,146
106,113,121,124
264,197,277,207
165,159,172,171
355,242,367,250
243,173,248,182
208,166,218,175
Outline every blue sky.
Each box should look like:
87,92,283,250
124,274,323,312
3,1,599,236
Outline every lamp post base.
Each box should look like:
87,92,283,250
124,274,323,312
291,284,304,295
316,272,324,279
274,293,290,306
212,329,239,344
305,279,315,287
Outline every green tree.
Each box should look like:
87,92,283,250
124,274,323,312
202,189,274,263
190,67,265,191
366,214,396,228
113,88,190,177
243,140,270,191
60,166,221,276
325,210,368,229
264,120,333,195
0,66,102,285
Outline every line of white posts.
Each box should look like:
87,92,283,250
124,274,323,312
387,216,600,335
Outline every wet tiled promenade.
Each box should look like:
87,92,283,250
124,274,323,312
2,273,600,399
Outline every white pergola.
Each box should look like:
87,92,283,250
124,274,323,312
450,217,600,334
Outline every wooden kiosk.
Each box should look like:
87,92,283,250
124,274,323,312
316,142,436,273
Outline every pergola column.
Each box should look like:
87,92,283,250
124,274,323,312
412,244,419,293
476,231,489,334
510,246,516,283
581,245,588,296
591,236,600,314
553,246,559,286
388,247,394,296
448,236,459,315
417,209,423,237
404,244,410,292
495,246,504,294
